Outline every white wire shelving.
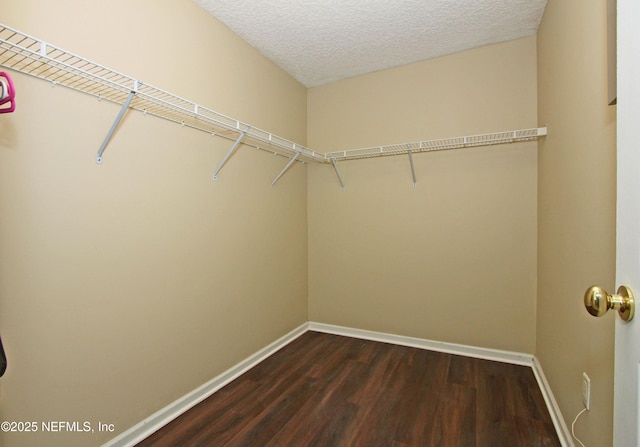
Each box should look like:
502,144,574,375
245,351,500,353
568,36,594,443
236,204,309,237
0,23,547,188
325,128,547,162
0,24,324,168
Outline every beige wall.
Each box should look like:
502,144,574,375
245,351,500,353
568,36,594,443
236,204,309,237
307,37,539,353
537,0,617,445
0,1,308,446
0,1,618,446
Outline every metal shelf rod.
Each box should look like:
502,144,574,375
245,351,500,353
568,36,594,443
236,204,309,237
212,125,250,181
96,80,140,164
272,152,300,187
408,149,417,187
330,158,345,190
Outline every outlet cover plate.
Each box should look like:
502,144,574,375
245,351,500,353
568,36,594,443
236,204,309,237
582,372,591,410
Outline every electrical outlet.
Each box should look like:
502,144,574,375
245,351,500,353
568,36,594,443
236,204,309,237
582,372,591,410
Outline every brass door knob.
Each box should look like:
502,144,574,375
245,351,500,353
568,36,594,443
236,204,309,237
584,285,635,321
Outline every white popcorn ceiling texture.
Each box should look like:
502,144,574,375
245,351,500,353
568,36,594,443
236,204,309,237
193,0,547,88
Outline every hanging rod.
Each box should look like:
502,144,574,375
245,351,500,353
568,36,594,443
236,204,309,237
0,24,324,164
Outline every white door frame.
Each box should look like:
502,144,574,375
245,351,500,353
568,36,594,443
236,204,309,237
614,0,640,445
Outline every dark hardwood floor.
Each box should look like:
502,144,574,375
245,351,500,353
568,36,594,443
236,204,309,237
136,331,561,447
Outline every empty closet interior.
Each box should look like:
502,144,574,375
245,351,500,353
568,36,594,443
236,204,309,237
0,0,617,446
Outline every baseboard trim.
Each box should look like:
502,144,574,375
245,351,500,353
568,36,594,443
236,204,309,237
104,321,571,447
308,321,534,366
101,322,309,447
531,356,574,447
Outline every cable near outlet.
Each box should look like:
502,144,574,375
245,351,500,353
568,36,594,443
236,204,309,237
571,408,588,447
572,372,591,447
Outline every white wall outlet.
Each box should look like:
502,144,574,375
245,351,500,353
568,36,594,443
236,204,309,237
582,372,591,410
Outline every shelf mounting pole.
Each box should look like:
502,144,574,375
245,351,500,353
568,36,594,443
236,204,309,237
212,125,251,181
271,152,300,187
96,80,140,165
330,158,345,190
408,148,417,187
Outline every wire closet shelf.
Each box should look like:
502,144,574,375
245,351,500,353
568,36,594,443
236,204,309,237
325,128,546,161
0,24,324,164
0,23,546,176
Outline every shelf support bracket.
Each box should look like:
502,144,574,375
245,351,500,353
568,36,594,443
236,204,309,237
408,149,417,187
212,125,251,181
271,152,300,187
330,158,345,190
96,80,140,165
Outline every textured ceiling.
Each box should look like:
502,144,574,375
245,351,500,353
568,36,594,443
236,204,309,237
193,0,547,88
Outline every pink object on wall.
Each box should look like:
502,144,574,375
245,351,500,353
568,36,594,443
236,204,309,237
0,71,16,113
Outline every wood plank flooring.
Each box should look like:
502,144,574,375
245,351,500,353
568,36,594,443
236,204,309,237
136,331,561,447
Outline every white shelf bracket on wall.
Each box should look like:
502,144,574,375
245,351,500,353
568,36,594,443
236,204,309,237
271,151,300,187
0,24,324,168
325,128,547,162
96,80,140,165
330,158,345,191
322,128,546,189
408,148,417,187
0,24,549,190
212,125,250,181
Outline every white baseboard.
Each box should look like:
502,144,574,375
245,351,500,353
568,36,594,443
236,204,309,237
101,322,309,447
532,356,574,447
308,321,534,366
103,321,571,447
